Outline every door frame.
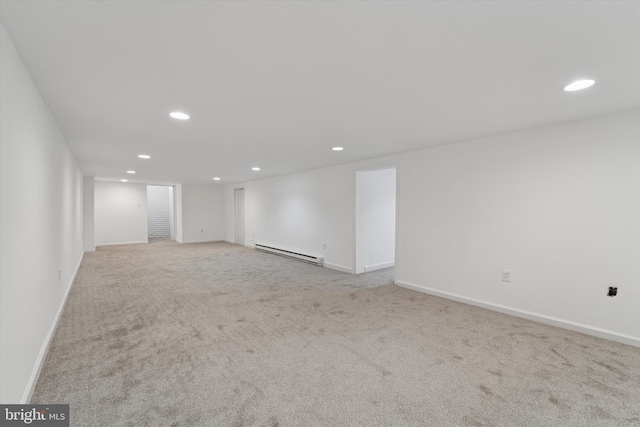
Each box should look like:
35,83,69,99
354,165,398,275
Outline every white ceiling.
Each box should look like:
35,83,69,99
1,1,639,185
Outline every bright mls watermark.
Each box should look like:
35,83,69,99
1,405,68,426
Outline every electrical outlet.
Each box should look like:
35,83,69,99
58,270,61,282
502,270,511,283
201,228,204,232
323,243,326,250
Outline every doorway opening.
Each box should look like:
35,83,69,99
147,185,175,242
234,188,245,245
355,167,397,274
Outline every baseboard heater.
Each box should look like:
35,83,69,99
255,243,324,267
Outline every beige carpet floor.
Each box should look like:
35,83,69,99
32,241,640,426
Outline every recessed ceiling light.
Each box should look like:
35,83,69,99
252,167,260,171
564,79,595,92
213,177,221,181
332,147,344,151
138,154,151,159
169,111,190,120
121,179,128,182
127,170,136,174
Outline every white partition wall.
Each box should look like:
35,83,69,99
178,184,224,243
169,186,176,241
175,184,184,242
94,181,148,246
356,168,396,274
234,188,245,245
224,158,400,273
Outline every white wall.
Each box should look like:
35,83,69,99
83,176,95,251
169,186,175,241
224,110,639,345
0,24,84,403
224,185,236,244
396,110,640,345
175,184,184,242
224,158,398,273
94,181,148,246
179,184,224,243
357,168,396,273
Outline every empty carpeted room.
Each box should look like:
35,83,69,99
1,1,639,426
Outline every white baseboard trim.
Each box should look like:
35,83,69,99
95,241,148,247
222,240,246,245
395,280,640,348
179,239,224,244
244,243,255,249
325,262,354,274
364,261,395,273
21,252,84,403
84,249,95,253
